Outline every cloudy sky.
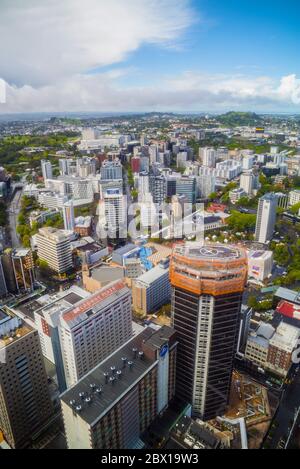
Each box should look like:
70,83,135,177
1,0,300,114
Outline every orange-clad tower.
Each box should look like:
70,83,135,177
170,243,248,420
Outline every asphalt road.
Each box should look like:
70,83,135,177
7,188,23,248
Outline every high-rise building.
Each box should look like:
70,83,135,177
41,160,53,181
201,147,216,168
60,326,177,449
0,309,53,448
137,171,150,202
62,200,75,231
34,286,91,392
170,243,248,420
196,174,216,199
59,280,133,388
131,156,141,174
36,227,73,274
100,188,127,239
242,155,254,171
100,159,122,180
150,175,166,205
1,248,35,294
240,172,254,196
176,176,196,204
132,259,171,315
255,193,278,244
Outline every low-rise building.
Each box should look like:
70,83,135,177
247,250,273,282
266,322,300,378
245,322,275,368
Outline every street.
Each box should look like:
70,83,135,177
7,187,23,248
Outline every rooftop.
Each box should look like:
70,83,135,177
61,280,129,327
134,260,169,286
275,287,300,305
173,243,244,261
89,265,124,284
276,300,300,321
269,322,300,352
61,326,174,426
0,310,31,350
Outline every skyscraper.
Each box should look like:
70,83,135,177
170,243,247,420
41,160,53,181
63,200,75,231
255,193,278,244
0,309,53,448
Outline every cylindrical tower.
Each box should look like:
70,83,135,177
170,243,248,420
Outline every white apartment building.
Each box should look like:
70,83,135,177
100,159,123,180
41,160,53,181
36,227,73,274
59,280,133,388
240,172,254,195
247,250,274,282
137,172,150,202
201,147,216,168
99,189,127,238
289,189,300,207
196,174,216,198
255,193,278,244
38,191,69,210
242,155,254,171
229,187,246,204
63,201,75,231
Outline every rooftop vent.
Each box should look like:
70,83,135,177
95,387,102,395
109,376,116,385
90,383,96,390
116,370,122,378
76,405,82,412
104,372,109,383
121,357,127,368
138,351,144,360
69,400,76,407
85,397,92,404
79,392,85,399
110,366,116,374
132,347,138,359
128,360,134,370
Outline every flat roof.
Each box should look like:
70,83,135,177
61,328,172,426
62,280,128,327
275,287,300,305
91,265,124,284
173,243,243,261
134,262,169,286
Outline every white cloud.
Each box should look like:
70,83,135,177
2,72,300,113
0,1,300,113
0,0,194,86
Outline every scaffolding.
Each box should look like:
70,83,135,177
170,244,248,296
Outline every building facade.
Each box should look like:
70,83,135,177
170,243,247,420
61,326,177,449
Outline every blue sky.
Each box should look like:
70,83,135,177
1,0,300,113
121,0,300,85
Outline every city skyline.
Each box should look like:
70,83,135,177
1,0,300,114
